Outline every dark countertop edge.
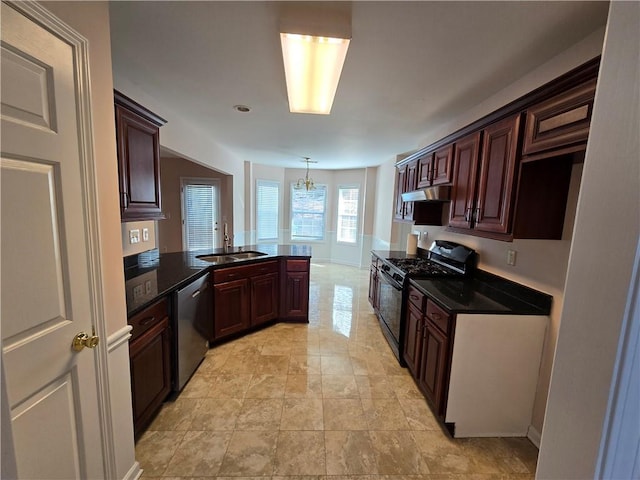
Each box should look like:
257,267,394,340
371,249,551,316
125,245,312,317
408,276,551,316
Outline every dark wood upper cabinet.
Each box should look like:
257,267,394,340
474,114,521,235
397,58,599,240
417,144,453,189
523,78,596,157
394,163,408,220
449,132,481,230
115,90,167,222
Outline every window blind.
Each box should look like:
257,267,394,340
184,183,218,251
256,180,279,241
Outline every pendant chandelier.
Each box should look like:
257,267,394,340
294,157,317,191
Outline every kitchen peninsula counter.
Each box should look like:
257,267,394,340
124,244,312,316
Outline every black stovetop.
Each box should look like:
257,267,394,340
385,257,461,277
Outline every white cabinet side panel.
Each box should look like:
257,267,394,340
446,314,547,437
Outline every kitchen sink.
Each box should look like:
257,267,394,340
229,251,267,260
196,251,267,262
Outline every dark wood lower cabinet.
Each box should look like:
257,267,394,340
403,294,452,419
213,278,250,339
129,316,171,439
403,303,423,376
250,273,279,326
283,271,309,319
418,322,448,416
280,259,310,321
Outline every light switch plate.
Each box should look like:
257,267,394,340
142,228,149,242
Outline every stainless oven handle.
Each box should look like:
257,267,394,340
379,270,403,290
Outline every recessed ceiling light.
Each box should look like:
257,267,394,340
233,105,251,113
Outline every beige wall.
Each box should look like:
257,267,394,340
42,1,126,337
158,156,231,253
537,1,640,476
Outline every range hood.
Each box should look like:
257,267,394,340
401,185,451,202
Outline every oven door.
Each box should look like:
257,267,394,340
377,269,403,360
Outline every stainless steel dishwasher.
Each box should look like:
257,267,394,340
173,272,211,392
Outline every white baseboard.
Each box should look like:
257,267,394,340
527,424,542,448
122,461,142,480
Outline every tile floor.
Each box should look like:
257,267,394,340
137,263,539,479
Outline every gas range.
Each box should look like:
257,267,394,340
380,240,476,288
374,240,476,362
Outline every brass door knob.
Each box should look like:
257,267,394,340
72,332,100,351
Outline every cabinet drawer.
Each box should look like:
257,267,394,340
129,297,169,343
249,260,279,276
407,285,426,311
426,299,451,335
213,264,253,283
286,259,309,272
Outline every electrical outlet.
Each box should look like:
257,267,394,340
145,280,152,294
142,228,149,242
507,249,517,266
133,284,144,299
129,229,140,244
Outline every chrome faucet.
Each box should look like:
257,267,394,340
223,223,231,252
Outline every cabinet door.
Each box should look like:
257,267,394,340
403,304,423,377
418,322,448,416
213,278,250,339
432,144,454,185
449,132,481,229
404,159,418,220
284,271,309,319
129,317,171,438
394,164,407,220
475,114,521,234
416,154,433,188
250,273,279,326
115,104,163,221
523,79,596,156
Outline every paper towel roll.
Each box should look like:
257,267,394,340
406,233,418,255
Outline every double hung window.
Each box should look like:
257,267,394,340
290,184,327,241
337,186,359,244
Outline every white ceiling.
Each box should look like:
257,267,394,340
109,1,609,170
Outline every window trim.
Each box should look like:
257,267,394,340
255,179,280,243
336,184,360,246
180,177,221,251
289,183,328,243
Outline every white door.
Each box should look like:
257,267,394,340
1,3,106,479
181,178,221,251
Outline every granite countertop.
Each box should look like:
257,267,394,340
371,250,551,316
125,244,312,316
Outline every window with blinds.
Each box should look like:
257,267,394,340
291,184,327,241
256,180,280,242
182,179,219,251
337,186,359,244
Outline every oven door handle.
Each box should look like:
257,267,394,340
379,270,403,290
